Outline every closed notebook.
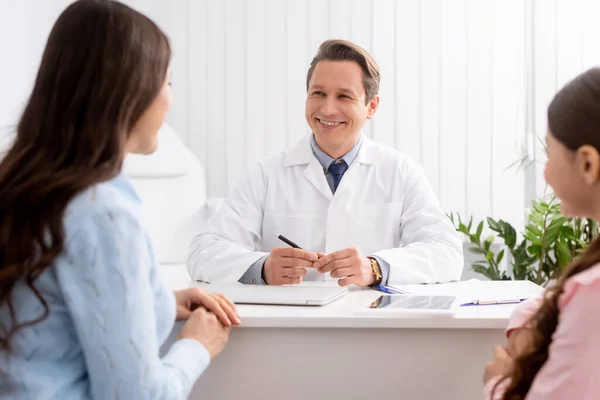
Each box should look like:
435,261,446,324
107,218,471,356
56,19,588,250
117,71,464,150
189,282,348,306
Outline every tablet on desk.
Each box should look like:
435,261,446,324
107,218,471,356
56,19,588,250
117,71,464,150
365,294,459,317
190,283,348,306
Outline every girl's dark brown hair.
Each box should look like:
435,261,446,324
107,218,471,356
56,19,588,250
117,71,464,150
0,0,170,354
497,67,600,398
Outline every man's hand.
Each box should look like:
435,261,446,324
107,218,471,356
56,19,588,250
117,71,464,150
173,288,241,326
263,248,318,285
313,248,374,287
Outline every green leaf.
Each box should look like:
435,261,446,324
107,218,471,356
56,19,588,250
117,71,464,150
525,224,543,238
496,249,505,264
469,234,480,244
560,225,576,240
555,240,571,267
487,218,501,233
528,212,544,227
472,264,496,280
549,202,562,213
500,273,512,281
545,223,565,244
512,256,534,280
468,247,486,255
532,200,548,214
527,244,542,257
484,235,495,251
502,223,518,248
548,216,569,230
476,221,484,240
523,231,542,246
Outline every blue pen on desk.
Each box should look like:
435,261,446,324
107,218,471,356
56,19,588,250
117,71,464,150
372,285,406,295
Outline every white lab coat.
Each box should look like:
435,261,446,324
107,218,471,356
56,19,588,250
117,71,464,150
187,135,463,285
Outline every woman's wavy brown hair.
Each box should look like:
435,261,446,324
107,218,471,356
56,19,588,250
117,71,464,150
496,67,600,398
0,0,170,355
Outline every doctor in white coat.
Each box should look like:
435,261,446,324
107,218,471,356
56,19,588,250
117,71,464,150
188,39,463,287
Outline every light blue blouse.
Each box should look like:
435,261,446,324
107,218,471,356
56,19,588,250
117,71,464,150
0,174,210,399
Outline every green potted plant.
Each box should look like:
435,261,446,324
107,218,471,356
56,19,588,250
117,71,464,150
450,196,598,287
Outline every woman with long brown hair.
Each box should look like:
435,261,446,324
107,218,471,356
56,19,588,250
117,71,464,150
483,67,600,399
0,1,239,399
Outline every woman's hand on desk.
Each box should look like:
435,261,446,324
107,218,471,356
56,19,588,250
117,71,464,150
174,288,241,326
179,307,231,359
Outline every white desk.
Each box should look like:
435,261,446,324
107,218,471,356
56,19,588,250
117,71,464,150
159,265,543,400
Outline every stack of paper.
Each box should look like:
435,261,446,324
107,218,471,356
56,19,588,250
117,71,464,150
389,279,546,305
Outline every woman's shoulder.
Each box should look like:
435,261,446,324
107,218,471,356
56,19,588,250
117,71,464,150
559,263,600,308
64,175,142,236
506,296,544,336
506,263,600,335
56,176,151,279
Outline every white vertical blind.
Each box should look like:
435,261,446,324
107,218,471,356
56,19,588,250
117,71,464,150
530,0,600,200
181,0,529,227
2,0,598,227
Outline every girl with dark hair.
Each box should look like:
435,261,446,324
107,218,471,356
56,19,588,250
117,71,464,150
483,67,600,399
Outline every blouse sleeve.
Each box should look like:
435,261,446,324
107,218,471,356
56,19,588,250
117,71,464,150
56,208,211,400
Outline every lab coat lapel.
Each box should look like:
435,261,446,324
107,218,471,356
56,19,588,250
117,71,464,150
304,159,333,201
334,161,366,197
334,136,375,197
284,135,333,201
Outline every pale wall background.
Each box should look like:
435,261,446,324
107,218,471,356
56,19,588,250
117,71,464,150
2,0,600,230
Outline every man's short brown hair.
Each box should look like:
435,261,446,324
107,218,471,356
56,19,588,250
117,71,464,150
306,39,380,104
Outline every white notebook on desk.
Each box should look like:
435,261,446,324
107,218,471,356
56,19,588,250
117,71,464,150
190,282,348,306
389,279,545,306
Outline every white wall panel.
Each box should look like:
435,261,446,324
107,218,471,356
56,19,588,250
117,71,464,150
419,0,442,196
5,0,596,227
490,0,527,228
465,0,494,224
439,0,467,219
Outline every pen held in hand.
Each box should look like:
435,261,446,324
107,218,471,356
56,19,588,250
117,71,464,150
275,234,325,270
276,234,302,249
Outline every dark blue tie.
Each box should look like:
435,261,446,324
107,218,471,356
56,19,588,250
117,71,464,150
328,160,348,192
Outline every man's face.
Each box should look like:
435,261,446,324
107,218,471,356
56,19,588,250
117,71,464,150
305,60,378,153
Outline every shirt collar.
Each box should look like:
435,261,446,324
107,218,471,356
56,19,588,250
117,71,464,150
310,134,363,172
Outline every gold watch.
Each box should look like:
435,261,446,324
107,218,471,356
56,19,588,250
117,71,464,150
368,257,382,286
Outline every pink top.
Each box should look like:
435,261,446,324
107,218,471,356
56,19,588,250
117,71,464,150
484,264,600,399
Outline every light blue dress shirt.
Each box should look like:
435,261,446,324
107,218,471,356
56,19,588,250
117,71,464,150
0,174,210,400
309,134,363,192
239,134,390,285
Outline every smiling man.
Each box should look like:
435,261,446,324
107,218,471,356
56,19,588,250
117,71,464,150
187,39,463,287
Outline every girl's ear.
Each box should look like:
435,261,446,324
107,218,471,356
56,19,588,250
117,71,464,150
575,145,600,185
